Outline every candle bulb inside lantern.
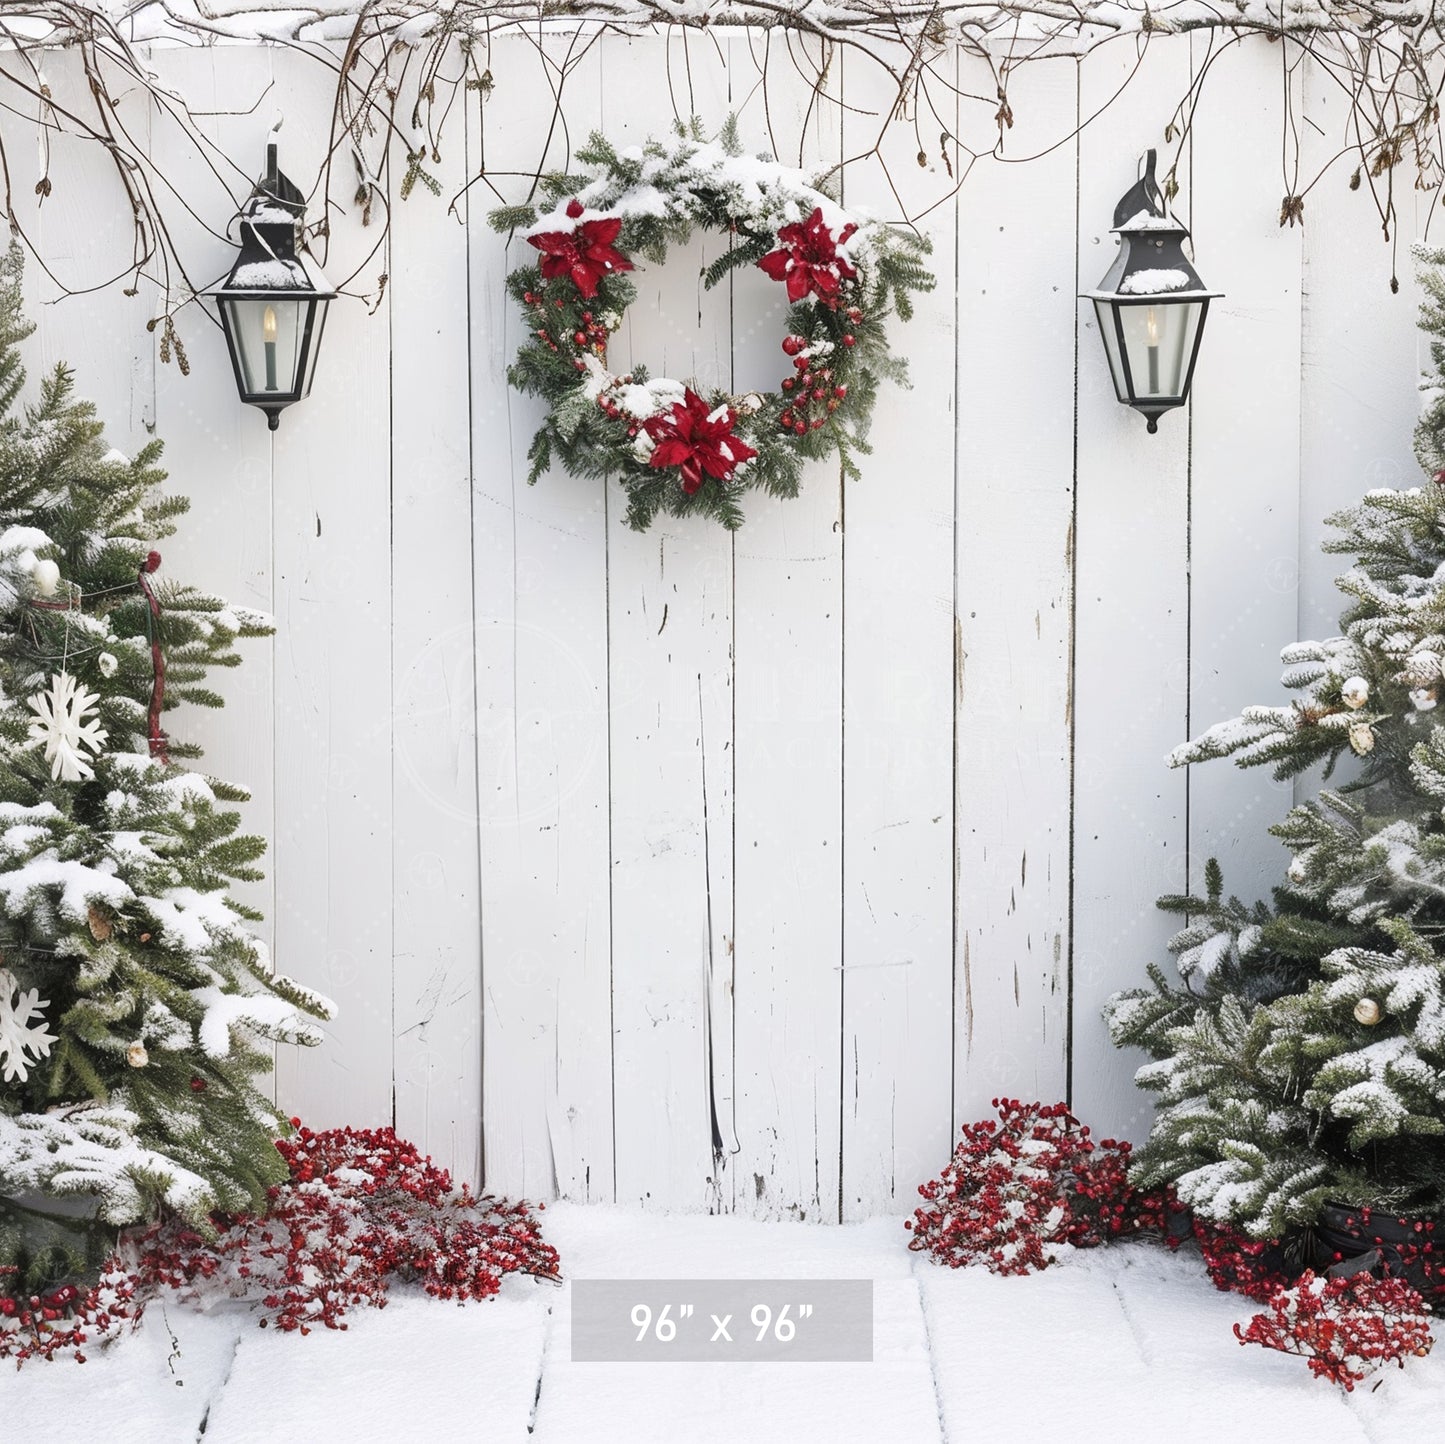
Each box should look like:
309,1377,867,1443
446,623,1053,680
1145,305,1160,395
263,304,278,391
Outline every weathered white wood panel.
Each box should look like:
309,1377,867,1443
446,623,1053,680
269,45,396,1132
1186,38,1304,909
471,36,615,1202
838,52,956,1218
1296,57,1423,647
1071,42,1194,1144
952,55,1077,1132
389,76,484,1185
729,39,846,1221
147,48,277,954
4,31,1433,1218
605,33,738,1213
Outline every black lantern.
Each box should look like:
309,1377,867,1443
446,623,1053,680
209,144,334,430
1084,150,1220,433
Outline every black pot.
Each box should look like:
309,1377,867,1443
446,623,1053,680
1313,1200,1445,1301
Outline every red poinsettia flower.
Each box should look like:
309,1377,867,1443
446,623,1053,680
644,389,758,494
527,197,634,300
757,206,859,305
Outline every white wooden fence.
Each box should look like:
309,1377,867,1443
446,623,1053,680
3,30,1426,1219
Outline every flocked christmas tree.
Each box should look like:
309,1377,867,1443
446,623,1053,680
1106,242,1445,1240
0,246,332,1300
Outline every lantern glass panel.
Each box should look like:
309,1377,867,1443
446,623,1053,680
220,297,307,399
1116,298,1205,402
298,299,330,399
1092,299,1128,404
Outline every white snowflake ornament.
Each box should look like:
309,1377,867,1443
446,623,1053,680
0,966,56,1083
26,671,108,782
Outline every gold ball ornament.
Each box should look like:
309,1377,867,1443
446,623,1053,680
1341,676,1370,709
126,1042,149,1068
1349,722,1376,756
1411,686,1439,712
1353,997,1383,1026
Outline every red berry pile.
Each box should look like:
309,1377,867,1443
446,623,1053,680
1,1123,560,1365
905,1099,1176,1275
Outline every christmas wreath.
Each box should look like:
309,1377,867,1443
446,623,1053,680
489,120,934,531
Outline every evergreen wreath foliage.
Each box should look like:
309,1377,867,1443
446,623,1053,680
490,117,934,531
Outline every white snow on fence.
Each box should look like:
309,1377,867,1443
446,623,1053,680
1,31,1424,1219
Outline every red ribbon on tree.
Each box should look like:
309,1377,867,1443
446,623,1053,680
137,549,169,765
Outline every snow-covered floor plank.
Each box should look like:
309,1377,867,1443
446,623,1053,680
11,1205,1445,1443
200,1286,552,1443
532,1204,943,1444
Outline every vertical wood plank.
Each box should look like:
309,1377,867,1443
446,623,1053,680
146,47,277,945
390,55,484,1185
1071,41,1194,1143
470,32,613,1201
1186,36,1303,909
20,49,154,455
953,56,1078,1129
729,36,846,1220
1297,58,1423,646
837,49,956,1217
269,45,395,1133
603,30,737,1213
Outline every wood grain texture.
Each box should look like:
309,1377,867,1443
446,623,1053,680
269,45,396,1132
389,71,484,1186
471,33,614,1201
838,48,956,1218
1186,38,1304,919
1070,41,1193,1145
604,32,738,1213
952,54,1077,1132
146,46,277,954
728,35,846,1220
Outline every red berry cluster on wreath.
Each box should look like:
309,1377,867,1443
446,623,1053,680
1234,1270,1434,1389
778,330,851,437
906,1099,1176,1275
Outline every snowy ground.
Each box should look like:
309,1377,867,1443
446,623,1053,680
9,1204,1445,1442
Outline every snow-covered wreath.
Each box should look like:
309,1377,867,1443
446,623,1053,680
490,120,934,531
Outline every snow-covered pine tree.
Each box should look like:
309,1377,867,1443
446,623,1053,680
1106,241,1445,1240
0,246,332,1301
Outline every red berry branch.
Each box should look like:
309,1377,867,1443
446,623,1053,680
1,1124,560,1365
1234,1271,1434,1389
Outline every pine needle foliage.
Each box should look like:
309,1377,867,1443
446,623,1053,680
0,247,332,1301
1106,242,1445,1237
